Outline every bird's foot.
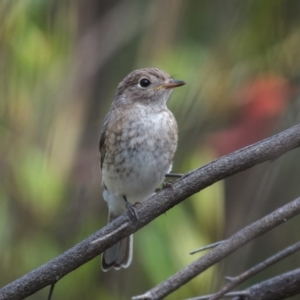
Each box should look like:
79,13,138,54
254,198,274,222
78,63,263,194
123,195,140,221
155,181,174,192
162,181,173,189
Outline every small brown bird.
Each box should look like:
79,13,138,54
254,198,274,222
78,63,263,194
99,68,185,271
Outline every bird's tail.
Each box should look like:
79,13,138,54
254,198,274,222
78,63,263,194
101,214,133,271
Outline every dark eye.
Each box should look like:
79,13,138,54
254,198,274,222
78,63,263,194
139,78,151,88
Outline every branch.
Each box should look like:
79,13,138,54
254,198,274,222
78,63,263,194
132,196,300,300
186,266,300,300
1,124,300,299
202,268,300,300
186,291,250,300
186,269,300,300
208,241,300,300
245,268,300,300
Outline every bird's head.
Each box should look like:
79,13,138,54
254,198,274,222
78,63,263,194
116,68,186,107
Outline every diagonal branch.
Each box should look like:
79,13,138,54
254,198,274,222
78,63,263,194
245,268,300,300
208,241,300,300
132,196,300,300
185,267,300,300
185,291,250,300
0,124,300,300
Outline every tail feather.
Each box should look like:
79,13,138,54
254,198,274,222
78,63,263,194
102,235,133,271
102,191,133,271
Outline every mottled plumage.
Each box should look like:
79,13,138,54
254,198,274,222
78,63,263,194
99,68,185,271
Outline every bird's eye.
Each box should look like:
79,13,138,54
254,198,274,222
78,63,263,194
139,78,151,88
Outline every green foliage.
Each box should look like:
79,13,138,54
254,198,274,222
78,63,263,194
1,0,300,299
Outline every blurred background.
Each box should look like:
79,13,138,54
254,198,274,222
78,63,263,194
1,0,300,299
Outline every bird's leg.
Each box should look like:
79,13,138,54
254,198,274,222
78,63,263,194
123,195,139,221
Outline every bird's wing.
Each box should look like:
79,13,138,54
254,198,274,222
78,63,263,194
99,115,110,170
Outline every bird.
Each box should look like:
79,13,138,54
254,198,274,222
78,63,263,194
99,68,186,271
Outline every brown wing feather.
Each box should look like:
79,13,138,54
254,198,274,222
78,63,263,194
99,115,110,170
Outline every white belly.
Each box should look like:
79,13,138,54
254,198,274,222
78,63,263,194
101,105,177,214
103,150,172,204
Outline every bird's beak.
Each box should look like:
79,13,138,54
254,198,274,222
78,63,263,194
155,80,186,91
162,80,186,89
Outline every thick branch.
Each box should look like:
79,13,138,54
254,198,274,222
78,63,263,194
0,124,300,299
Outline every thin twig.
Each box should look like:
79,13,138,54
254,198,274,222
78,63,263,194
91,223,128,245
208,241,300,300
190,241,225,255
165,173,183,178
47,283,56,300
